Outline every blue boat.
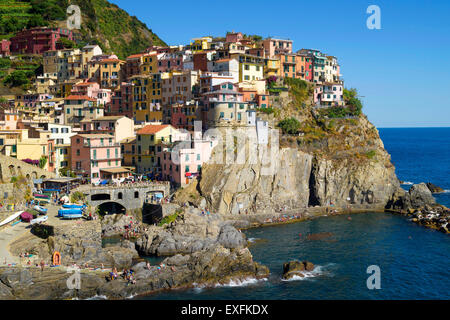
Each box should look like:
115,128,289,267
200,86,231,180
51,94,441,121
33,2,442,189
34,205,48,214
62,204,86,209
58,208,83,217
61,212,83,219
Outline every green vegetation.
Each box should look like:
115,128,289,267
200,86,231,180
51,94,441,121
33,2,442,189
56,37,76,49
70,191,86,203
3,70,30,87
278,117,301,135
365,150,376,159
0,0,166,60
319,89,363,119
158,210,182,227
38,155,47,169
284,77,312,107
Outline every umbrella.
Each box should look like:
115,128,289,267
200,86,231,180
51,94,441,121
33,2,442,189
20,212,33,223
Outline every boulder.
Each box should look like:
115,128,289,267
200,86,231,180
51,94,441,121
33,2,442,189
282,261,315,280
426,183,445,194
409,183,436,208
216,224,247,249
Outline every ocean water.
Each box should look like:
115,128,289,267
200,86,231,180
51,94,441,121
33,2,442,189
378,127,450,207
139,128,450,300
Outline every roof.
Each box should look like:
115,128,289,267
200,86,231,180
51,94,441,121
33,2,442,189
73,82,97,86
94,115,126,121
76,134,114,139
137,124,170,135
126,53,144,59
100,167,130,173
64,95,96,101
101,58,123,63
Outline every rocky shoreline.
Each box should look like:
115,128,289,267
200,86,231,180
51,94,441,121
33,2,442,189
0,180,447,300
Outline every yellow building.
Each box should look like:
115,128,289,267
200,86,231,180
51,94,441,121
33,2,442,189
229,53,264,82
140,53,158,75
99,58,124,90
120,136,136,167
264,57,280,78
130,73,162,123
190,37,212,52
135,124,179,174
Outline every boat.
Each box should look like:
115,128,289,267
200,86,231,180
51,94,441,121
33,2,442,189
62,204,86,209
0,211,23,227
33,205,48,214
61,212,83,219
33,193,50,199
31,216,48,225
58,208,83,217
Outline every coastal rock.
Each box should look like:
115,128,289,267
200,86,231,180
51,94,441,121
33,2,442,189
217,224,247,249
426,183,445,194
0,268,33,288
103,246,139,269
409,183,436,208
102,214,136,237
282,261,315,280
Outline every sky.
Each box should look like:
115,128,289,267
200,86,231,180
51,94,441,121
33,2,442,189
109,0,450,128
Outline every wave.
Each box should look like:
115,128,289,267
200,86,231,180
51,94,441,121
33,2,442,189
281,263,336,282
247,237,258,243
401,181,414,185
215,277,268,288
86,295,107,300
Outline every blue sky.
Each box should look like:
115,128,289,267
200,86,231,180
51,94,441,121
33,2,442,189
110,0,450,127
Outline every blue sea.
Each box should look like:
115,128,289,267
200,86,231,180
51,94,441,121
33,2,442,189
140,128,450,300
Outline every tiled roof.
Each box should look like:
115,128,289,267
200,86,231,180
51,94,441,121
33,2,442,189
137,124,169,135
64,95,96,101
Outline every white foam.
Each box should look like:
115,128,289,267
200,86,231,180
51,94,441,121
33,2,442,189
281,264,335,282
247,237,258,243
215,277,268,288
401,181,414,185
86,294,107,300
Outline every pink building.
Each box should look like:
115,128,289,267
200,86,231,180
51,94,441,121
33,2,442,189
158,137,216,186
0,39,11,56
226,32,244,43
10,27,73,55
71,133,130,182
262,38,293,58
158,52,184,72
71,81,112,107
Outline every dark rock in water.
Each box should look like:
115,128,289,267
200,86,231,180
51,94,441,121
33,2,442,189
306,232,333,241
409,183,436,208
426,183,445,194
282,261,315,279
217,224,247,249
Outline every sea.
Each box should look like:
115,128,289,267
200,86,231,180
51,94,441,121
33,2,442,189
139,127,450,300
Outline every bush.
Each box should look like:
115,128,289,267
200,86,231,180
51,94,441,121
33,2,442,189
3,70,30,87
278,117,301,135
70,191,86,203
366,150,376,159
158,210,181,227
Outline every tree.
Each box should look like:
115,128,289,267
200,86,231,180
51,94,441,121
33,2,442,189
38,156,47,169
27,15,48,29
57,37,76,49
3,71,30,87
278,117,301,135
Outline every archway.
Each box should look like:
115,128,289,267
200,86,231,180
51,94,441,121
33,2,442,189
97,201,126,215
91,193,111,201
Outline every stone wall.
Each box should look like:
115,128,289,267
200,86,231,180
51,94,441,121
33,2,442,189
0,154,56,184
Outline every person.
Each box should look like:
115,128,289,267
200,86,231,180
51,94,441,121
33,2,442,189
146,261,151,270
40,260,45,271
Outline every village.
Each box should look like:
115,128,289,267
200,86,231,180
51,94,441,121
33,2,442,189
0,28,344,192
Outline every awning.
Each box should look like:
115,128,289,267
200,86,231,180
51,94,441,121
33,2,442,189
154,193,163,198
185,172,192,177
100,167,131,174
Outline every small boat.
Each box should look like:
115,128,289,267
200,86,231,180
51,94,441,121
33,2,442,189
34,205,48,214
31,216,48,225
58,208,83,217
61,212,83,219
62,204,86,209
0,211,23,227
33,193,50,199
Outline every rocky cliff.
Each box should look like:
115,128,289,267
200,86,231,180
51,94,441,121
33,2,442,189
175,109,401,216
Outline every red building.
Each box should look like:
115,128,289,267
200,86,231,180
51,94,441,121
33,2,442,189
10,27,73,55
106,82,134,119
193,52,208,71
0,39,11,56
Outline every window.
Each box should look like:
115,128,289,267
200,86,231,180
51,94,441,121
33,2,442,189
185,165,189,172
197,154,200,161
